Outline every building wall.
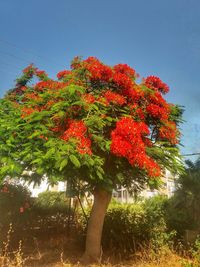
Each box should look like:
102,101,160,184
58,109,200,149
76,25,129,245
24,169,177,201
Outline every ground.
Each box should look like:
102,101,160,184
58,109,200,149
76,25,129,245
0,232,191,267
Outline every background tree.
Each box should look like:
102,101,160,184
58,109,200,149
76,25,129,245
0,56,183,263
167,158,200,234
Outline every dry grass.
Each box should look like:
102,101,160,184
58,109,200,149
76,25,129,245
0,228,192,267
0,248,187,267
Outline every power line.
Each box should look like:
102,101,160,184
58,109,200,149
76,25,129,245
0,50,32,64
0,59,24,69
0,38,59,67
0,39,42,59
182,153,200,157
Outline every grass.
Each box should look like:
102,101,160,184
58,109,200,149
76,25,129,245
0,236,191,267
0,226,195,267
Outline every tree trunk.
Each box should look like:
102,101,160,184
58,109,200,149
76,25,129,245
81,187,112,264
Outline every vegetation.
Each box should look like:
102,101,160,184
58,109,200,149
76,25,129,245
1,181,200,266
0,56,184,262
165,159,200,238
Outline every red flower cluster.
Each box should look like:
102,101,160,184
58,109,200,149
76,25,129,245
113,72,132,91
70,56,82,69
144,76,169,94
23,93,42,102
35,81,67,91
1,185,9,193
146,104,169,121
102,90,126,105
129,104,145,120
159,121,179,144
149,91,169,107
14,56,180,179
21,86,27,92
84,57,113,82
21,107,35,118
61,120,92,155
114,64,136,78
82,93,96,104
57,70,71,80
23,64,35,74
35,69,48,79
110,117,161,177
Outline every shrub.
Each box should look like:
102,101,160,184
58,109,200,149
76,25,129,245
24,191,75,236
33,191,70,214
165,195,198,239
102,203,146,254
0,182,31,225
143,195,176,251
0,182,32,243
78,195,174,255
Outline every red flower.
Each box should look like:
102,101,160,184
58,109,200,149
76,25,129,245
61,120,92,155
159,121,179,144
82,93,95,104
23,64,35,74
146,104,169,121
21,107,35,118
129,104,145,120
19,207,24,213
57,70,71,79
35,81,67,91
110,117,160,177
113,72,132,91
144,76,169,94
102,90,126,105
35,69,48,79
84,57,113,82
114,63,136,78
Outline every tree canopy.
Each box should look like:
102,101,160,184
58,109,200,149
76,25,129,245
0,56,183,192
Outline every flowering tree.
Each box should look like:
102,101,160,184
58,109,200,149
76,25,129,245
0,56,183,263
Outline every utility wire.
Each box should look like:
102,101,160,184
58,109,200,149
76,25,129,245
0,67,20,76
182,153,200,157
0,39,43,59
0,50,32,64
0,38,59,67
0,59,24,69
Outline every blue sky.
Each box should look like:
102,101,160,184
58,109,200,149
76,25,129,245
0,0,200,158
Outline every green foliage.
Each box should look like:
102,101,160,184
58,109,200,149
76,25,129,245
0,187,73,245
182,236,200,267
34,190,70,214
165,158,200,237
78,196,175,254
0,182,32,242
0,57,184,194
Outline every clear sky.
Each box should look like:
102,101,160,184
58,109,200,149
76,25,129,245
0,0,200,158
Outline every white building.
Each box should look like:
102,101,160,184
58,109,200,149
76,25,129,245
24,169,176,202
113,169,177,203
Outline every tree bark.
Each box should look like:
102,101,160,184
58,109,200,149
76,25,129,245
81,187,112,264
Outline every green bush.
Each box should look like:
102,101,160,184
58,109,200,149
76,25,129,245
102,203,147,253
24,191,74,235
0,182,32,243
0,182,31,225
0,186,74,244
143,195,176,250
78,195,174,255
165,195,198,238
33,191,70,214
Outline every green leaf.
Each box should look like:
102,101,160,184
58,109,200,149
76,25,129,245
31,158,43,165
59,158,68,171
96,170,104,180
69,155,81,168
